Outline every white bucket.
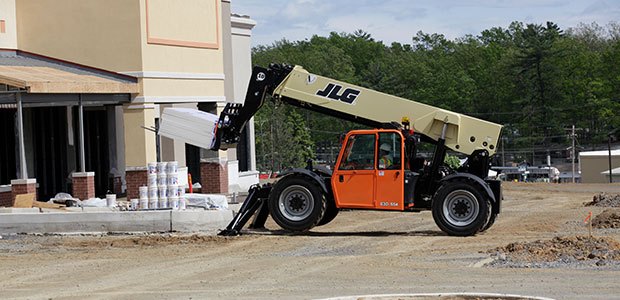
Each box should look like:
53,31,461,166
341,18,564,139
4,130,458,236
148,186,158,200
106,194,116,207
167,184,179,197
169,196,179,209
178,186,185,197
147,174,157,186
149,200,158,209
166,173,179,186
166,161,178,174
140,199,149,210
138,186,149,199
157,173,167,186
147,162,157,175
158,185,167,199
159,198,168,209
130,199,139,210
157,162,168,174
179,197,186,210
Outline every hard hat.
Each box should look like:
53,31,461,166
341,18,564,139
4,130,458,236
380,143,391,152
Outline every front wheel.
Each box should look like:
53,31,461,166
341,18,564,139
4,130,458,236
432,180,490,236
268,176,326,232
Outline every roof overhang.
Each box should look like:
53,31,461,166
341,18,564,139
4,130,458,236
0,50,139,94
0,66,138,93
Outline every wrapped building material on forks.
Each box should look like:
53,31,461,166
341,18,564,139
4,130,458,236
158,108,219,149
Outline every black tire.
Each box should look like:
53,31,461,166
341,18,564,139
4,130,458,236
432,180,490,236
316,197,339,226
479,207,498,233
268,176,326,232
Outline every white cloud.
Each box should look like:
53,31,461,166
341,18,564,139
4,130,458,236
231,0,620,46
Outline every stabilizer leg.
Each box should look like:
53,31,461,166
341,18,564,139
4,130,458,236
249,199,270,229
218,184,272,236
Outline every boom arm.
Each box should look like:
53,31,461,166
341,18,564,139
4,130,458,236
212,64,502,156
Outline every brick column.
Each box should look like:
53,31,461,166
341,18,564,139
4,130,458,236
200,159,228,194
0,185,13,207
11,178,37,203
126,167,148,200
72,172,95,200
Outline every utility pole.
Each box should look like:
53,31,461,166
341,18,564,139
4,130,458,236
609,134,613,184
501,137,505,167
571,125,576,183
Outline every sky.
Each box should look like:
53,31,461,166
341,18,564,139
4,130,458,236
231,0,620,47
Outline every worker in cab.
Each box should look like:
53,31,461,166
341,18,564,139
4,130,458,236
378,143,393,169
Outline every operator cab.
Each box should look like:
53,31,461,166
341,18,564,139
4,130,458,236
332,129,419,211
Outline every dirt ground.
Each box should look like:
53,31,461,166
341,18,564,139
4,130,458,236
1,182,620,300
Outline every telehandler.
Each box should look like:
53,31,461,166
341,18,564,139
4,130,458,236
213,64,503,236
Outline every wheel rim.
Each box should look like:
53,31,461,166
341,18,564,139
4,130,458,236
442,189,479,227
278,185,314,221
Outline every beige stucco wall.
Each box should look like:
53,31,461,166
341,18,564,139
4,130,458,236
231,15,257,170
140,0,223,74
140,79,225,99
137,0,225,100
0,0,17,49
231,16,256,104
123,105,157,166
16,0,143,72
14,0,232,170
15,0,226,100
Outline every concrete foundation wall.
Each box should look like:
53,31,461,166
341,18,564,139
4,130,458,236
0,209,233,234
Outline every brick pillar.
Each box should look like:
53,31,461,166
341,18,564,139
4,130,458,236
200,159,228,194
11,178,37,204
126,167,148,200
72,172,95,200
0,185,13,207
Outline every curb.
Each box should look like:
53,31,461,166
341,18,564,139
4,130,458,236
314,293,556,300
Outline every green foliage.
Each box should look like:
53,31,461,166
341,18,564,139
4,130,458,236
254,99,315,172
250,22,620,171
444,154,461,170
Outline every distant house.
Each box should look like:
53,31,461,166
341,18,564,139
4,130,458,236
579,149,620,183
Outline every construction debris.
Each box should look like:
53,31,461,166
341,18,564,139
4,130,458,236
585,193,620,207
592,209,620,229
12,194,35,208
487,235,620,268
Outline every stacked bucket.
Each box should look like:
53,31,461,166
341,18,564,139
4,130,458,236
142,161,186,210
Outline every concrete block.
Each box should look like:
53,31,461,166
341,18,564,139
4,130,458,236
0,208,40,214
65,207,118,212
0,211,171,234
171,209,233,232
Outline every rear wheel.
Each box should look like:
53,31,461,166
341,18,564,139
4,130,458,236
432,180,490,236
268,176,326,232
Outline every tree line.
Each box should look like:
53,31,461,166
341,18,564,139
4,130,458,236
250,21,620,172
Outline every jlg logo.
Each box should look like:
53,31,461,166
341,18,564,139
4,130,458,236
316,83,360,104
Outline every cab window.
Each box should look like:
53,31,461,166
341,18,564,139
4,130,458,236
338,134,375,170
377,132,401,170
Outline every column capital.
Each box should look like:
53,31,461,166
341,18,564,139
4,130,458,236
71,172,95,178
11,178,36,185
